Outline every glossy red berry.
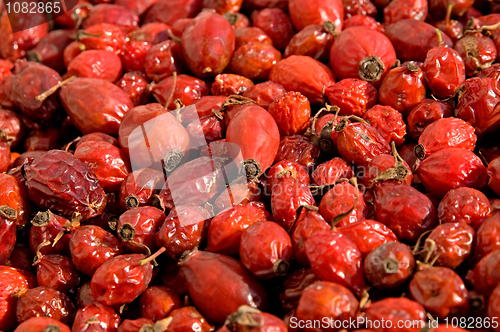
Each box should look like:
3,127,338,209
364,242,415,289
239,221,293,279
268,91,311,136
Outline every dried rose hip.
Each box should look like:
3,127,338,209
467,249,500,295
265,160,310,194
156,205,211,258
311,157,354,186
91,249,164,306
0,11,49,62
72,302,120,332
336,121,391,168
60,77,134,136
35,254,81,294
284,22,336,62
373,182,438,242
9,61,62,123
330,26,396,86
290,206,330,266
268,91,311,136
422,46,465,99
79,23,131,55
274,135,320,169
212,74,254,96
82,4,139,28
251,8,295,51
383,0,427,24
166,306,214,332
117,206,165,253
437,187,490,230
378,62,427,117
0,266,37,330
454,32,497,77
336,219,398,258
325,79,378,117
69,225,123,276
230,43,282,82
385,19,453,62
489,283,500,332
234,27,272,49
295,281,358,328
29,211,71,257
214,181,261,213
489,157,500,195
226,104,280,178
344,14,384,32
406,99,453,141
25,29,73,75
75,141,131,192
143,0,201,25
364,241,415,289
475,210,500,261
422,222,474,269
0,173,31,228
224,305,287,332
364,298,426,332
415,117,476,159
242,81,287,109
181,250,268,325
270,55,335,105
67,50,123,83
288,0,344,32
416,148,488,198
208,202,270,256
139,286,181,321
14,317,71,332
360,152,413,188
143,40,185,83
0,109,26,148
0,217,15,265
272,176,316,231
409,265,469,319
181,10,235,78
151,74,209,110
116,318,154,332
16,286,76,324
319,181,366,227
239,221,292,279
119,168,164,210
454,76,500,138
363,105,406,146
305,229,365,296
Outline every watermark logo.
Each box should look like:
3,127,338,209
3,0,79,32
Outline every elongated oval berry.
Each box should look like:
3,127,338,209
373,182,438,242
305,229,365,296
60,77,134,136
181,10,235,78
239,221,293,279
422,222,474,269
25,150,107,221
181,250,268,326
91,250,163,306
409,266,469,319
416,148,488,198
415,117,476,159
269,55,336,104
226,105,280,179
208,202,270,256
423,46,465,99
